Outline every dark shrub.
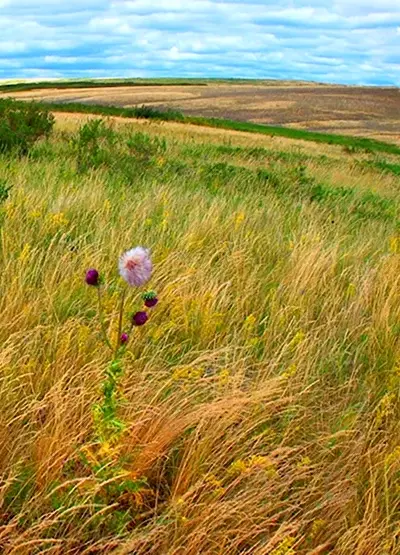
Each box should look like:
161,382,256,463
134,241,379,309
126,131,166,161
72,119,116,172
0,99,54,155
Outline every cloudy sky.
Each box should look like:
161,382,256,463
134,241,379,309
1,0,400,85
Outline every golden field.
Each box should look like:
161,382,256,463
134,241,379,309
0,111,399,554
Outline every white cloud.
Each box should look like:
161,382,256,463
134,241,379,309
0,0,398,85
0,41,26,54
44,55,78,64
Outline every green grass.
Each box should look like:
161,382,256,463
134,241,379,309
362,159,400,178
11,98,400,156
189,115,400,155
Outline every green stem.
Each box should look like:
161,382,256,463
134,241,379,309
96,287,113,352
115,287,127,356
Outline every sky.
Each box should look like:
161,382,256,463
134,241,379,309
1,0,400,86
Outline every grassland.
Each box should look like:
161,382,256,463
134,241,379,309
0,109,400,554
2,79,399,145
3,98,400,158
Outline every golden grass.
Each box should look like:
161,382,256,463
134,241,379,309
51,112,358,160
0,117,399,553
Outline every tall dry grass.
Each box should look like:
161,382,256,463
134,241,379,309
0,116,399,553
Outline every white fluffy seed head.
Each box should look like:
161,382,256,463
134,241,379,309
119,247,153,287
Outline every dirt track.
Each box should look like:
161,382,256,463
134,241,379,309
2,83,400,144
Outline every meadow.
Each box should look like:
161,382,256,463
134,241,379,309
0,100,400,554
2,79,399,146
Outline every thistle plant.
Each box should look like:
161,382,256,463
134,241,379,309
85,246,159,448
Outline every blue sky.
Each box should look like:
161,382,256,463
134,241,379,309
2,0,400,85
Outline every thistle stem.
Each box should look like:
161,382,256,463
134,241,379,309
115,287,127,356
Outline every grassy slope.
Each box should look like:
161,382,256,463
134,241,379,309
39,101,400,156
0,114,400,553
3,90,400,156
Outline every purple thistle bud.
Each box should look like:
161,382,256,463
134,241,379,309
145,297,158,308
85,268,100,287
143,291,158,308
132,311,148,327
120,333,129,345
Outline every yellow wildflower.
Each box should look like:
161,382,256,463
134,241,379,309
78,325,91,347
346,283,356,298
248,337,261,348
271,536,296,555
172,366,204,382
375,393,396,428
228,459,248,476
297,456,312,469
247,455,277,477
172,367,189,381
19,243,31,262
48,212,69,229
310,519,326,539
205,475,222,488
385,446,400,468
189,367,204,380
205,474,225,496
234,211,245,229
243,314,256,332
289,331,305,349
219,368,230,386
281,364,297,380
98,441,114,458
389,236,399,254
228,455,277,477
